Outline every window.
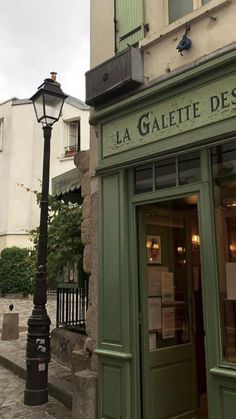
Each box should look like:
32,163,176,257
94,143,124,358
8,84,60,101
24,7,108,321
134,151,201,194
0,119,3,151
168,0,212,23
64,121,80,157
211,140,236,364
69,122,80,147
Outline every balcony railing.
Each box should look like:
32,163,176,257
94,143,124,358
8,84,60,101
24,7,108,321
56,282,88,333
64,144,79,158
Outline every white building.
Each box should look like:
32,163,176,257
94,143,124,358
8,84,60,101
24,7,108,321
0,94,89,251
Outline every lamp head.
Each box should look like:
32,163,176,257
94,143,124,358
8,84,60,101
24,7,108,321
30,72,68,126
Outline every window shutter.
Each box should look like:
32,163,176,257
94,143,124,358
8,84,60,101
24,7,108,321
115,0,144,52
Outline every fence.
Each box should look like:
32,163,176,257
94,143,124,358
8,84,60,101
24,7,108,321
56,282,88,332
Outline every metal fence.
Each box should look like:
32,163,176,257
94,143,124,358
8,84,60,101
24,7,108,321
56,282,88,332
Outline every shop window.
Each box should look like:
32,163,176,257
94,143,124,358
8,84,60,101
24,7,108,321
155,158,176,190
168,0,211,23
179,152,201,185
134,151,201,194
212,141,236,364
134,164,153,193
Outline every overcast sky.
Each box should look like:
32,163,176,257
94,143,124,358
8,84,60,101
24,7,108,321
0,0,90,103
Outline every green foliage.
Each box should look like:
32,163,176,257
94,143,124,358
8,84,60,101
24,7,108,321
0,246,34,293
30,194,83,288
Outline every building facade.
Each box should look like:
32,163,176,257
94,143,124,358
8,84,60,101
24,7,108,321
85,1,236,419
0,95,89,251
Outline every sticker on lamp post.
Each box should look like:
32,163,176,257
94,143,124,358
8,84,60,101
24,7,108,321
38,363,46,372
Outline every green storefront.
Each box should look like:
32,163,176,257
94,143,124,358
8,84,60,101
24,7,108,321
91,46,236,419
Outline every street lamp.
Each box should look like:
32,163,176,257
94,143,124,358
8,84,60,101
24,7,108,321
24,72,67,406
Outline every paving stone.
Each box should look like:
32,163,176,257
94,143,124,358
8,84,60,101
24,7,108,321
0,365,71,418
0,298,72,416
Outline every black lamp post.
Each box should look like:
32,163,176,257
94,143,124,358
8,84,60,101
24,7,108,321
24,72,67,406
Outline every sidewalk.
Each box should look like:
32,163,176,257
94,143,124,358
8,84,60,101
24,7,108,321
0,364,71,418
0,298,73,411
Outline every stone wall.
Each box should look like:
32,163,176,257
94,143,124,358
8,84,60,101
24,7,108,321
51,328,86,368
74,150,98,371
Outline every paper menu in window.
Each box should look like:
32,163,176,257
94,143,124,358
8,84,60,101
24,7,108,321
161,272,174,303
148,266,168,297
162,307,175,339
226,263,236,300
148,297,162,331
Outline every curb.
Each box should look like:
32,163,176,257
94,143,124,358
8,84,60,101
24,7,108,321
0,354,72,410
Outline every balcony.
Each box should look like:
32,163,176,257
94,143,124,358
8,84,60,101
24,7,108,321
64,144,79,158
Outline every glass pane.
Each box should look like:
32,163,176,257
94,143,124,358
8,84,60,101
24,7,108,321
44,93,63,125
168,0,193,23
146,214,190,351
202,0,211,4
179,152,201,185
211,141,236,363
155,158,176,190
69,123,78,146
134,164,153,194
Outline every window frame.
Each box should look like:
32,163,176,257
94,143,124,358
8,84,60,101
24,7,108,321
140,0,230,49
165,0,218,26
62,119,81,158
68,122,79,148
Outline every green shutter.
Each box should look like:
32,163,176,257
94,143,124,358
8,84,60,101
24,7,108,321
115,0,144,52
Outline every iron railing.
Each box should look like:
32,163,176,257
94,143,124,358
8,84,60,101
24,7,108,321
56,282,88,332
64,144,79,157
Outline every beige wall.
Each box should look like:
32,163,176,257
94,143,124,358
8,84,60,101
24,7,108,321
0,98,89,253
90,0,114,67
90,0,236,80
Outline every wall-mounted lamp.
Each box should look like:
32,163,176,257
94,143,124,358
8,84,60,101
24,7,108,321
229,243,236,257
177,246,185,255
192,234,200,247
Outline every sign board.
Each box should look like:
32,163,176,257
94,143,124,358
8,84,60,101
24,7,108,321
102,74,236,157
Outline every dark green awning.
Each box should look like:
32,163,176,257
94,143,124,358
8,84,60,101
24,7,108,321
52,168,82,197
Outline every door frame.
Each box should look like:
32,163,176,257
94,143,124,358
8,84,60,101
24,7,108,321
128,178,221,419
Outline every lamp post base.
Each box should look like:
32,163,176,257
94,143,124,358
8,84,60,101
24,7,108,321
24,387,48,406
24,305,51,406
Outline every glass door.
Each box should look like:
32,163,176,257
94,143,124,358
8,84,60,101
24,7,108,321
139,198,207,419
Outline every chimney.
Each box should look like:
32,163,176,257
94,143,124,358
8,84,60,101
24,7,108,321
50,71,57,81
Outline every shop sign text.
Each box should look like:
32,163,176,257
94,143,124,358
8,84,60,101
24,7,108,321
102,75,236,157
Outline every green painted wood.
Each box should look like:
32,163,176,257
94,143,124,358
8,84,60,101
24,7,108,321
102,362,122,418
102,73,236,157
115,0,144,52
98,171,133,419
91,46,236,127
97,118,236,173
95,348,132,359
221,389,236,419
101,174,121,344
95,44,236,416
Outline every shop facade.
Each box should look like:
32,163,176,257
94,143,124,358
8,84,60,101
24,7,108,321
89,46,236,419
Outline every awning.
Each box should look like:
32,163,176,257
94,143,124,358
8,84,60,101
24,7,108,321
52,168,82,197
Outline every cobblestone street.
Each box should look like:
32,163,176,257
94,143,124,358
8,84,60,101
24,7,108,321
0,364,71,418
0,297,72,418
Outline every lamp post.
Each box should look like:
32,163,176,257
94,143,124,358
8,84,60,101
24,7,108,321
24,73,67,406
